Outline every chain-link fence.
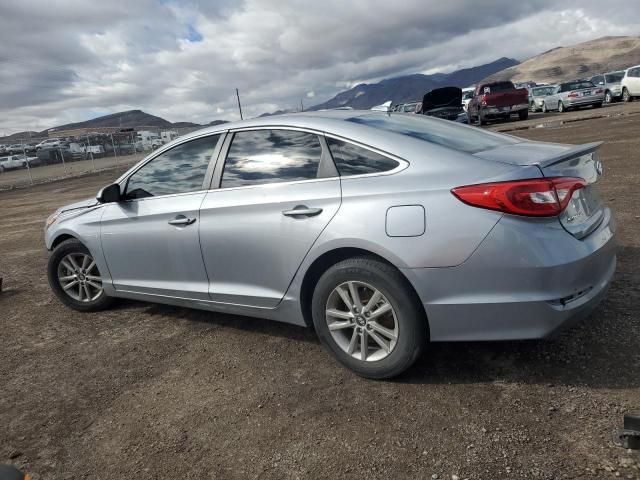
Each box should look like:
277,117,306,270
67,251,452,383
0,126,203,190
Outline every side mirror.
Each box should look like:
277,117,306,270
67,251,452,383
97,183,122,203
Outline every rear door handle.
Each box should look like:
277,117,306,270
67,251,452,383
282,206,323,217
168,215,196,226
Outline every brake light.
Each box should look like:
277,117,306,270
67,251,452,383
595,88,604,94
480,94,487,106
451,177,587,217
568,91,579,98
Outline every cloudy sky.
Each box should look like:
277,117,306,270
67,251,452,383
0,0,638,134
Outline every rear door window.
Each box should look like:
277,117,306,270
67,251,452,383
220,129,322,188
326,138,399,176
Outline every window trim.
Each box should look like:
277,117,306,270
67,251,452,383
210,127,337,191
117,131,226,203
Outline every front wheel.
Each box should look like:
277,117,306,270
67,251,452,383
541,102,548,113
47,238,114,312
622,88,632,103
312,257,428,379
558,101,566,113
604,91,612,103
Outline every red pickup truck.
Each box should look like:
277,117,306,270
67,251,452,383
466,81,529,125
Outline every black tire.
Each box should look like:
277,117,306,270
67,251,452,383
476,109,485,126
47,238,114,312
622,88,633,103
593,102,603,108
311,257,428,379
558,101,565,113
518,109,529,120
604,91,612,103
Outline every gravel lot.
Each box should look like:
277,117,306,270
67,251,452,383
1,108,639,479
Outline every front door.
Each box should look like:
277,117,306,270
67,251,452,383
101,134,221,299
199,129,341,308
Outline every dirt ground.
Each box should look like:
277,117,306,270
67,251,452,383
1,109,639,480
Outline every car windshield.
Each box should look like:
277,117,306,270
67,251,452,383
564,81,595,91
532,87,554,96
481,82,514,93
347,113,520,154
605,72,624,83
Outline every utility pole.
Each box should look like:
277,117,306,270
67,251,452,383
110,133,118,167
236,88,244,120
300,99,304,112
86,133,96,171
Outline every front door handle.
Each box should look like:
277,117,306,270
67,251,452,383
168,215,196,226
282,206,323,217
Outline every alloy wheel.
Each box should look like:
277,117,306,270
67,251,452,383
57,252,103,302
325,281,398,362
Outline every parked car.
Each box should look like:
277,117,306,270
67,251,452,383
461,88,474,111
528,85,557,112
621,65,640,102
466,81,529,125
14,153,41,166
590,71,625,103
35,138,61,150
7,144,27,154
44,111,616,379
0,155,27,172
393,101,421,113
541,80,604,112
420,86,463,120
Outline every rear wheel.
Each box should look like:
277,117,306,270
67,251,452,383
311,257,427,379
47,238,114,312
622,87,633,102
518,109,529,120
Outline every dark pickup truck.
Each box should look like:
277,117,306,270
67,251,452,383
466,81,529,125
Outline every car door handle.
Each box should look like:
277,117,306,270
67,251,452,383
168,215,196,226
282,206,323,217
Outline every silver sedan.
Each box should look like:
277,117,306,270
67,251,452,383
45,111,616,378
542,80,605,112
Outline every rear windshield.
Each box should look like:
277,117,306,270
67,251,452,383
347,114,520,154
481,82,514,93
562,81,595,91
532,87,554,96
605,72,624,83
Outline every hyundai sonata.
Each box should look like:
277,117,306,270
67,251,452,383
45,111,616,378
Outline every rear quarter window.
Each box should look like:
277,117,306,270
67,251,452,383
326,138,399,176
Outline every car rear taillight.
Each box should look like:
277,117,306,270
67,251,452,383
480,94,487,106
595,88,604,94
568,91,579,98
451,177,587,217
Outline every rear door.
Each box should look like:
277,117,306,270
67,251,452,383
199,128,341,308
629,68,640,95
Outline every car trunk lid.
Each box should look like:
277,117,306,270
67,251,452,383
474,141,605,239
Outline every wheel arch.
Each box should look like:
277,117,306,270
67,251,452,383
298,247,428,331
51,233,77,250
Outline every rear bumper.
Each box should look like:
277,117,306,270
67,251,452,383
565,96,604,107
402,208,616,341
483,103,528,117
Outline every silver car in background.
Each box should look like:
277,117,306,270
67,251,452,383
542,80,604,112
528,85,556,112
45,111,616,379
590,71,625,103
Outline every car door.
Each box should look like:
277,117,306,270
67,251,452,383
199,128,341,308
630,68,640,95
100,133,222,300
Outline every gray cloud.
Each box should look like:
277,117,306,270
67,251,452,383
0,0,638,134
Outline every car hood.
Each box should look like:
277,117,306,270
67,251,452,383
58,197,99,214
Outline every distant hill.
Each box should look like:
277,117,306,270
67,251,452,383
308,57,519,110
0,110,229,143
483,36,640,84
